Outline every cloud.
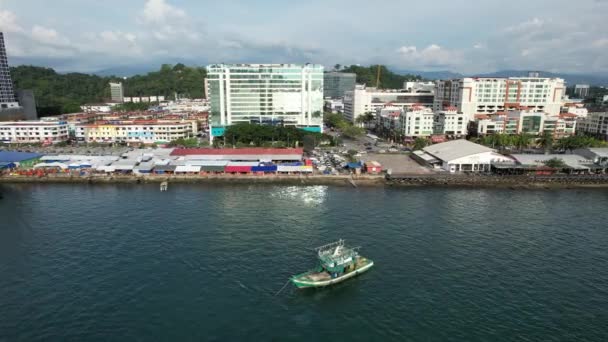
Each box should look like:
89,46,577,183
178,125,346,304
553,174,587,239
31,25,70,45
140,0,186,25
394,44,463,69
1,0,607,74
504,17,544,33
0,8,23,33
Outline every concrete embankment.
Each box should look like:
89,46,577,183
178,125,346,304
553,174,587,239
386,174,608,189
0,174,386,187
3,174,608,189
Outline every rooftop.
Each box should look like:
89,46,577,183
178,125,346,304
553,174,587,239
423,140,495,162
0,151,43,162
171,148,303,156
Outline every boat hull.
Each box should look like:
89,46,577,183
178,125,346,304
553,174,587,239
291,260,374,289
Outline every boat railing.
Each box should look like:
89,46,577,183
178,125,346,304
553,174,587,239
314,239,345,252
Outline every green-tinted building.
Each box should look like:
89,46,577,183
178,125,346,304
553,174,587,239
206,64,324,138
323,72,356,99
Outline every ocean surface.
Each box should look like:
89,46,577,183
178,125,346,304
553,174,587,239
1,184,607,341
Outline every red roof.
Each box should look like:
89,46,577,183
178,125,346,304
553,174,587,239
171,148,304,156
474,114,490,120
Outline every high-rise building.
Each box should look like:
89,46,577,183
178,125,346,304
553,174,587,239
574,84,590,99
206,64,324,138
323,72,356,98
109,82,124,103
434,77,566,122
0,32,19,110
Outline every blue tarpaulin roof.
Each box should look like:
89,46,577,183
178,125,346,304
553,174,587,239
346,162,362,169
0,151,43,163
0,162,16,169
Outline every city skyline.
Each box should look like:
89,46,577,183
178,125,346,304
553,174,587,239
0,0,607,74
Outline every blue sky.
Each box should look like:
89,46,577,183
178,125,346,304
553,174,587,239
1,0,607,74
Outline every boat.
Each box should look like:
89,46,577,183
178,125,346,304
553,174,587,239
290,239,374,289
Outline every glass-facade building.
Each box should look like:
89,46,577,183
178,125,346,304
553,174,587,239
323,72,356,99
0,32,18,108
206,64,324,137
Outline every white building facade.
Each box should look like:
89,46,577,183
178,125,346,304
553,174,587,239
421,139,513,173
0,120,69,144
109,82,124,103
76,121,195,144
434,77,566,122
206,64,324,138
343,85,434,123
577,112,608,141
398,107,435,137
434,109,467,137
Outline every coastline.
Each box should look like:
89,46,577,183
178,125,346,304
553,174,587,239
2,173,608,189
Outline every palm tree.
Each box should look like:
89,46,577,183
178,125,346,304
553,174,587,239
514,133,532,151
538,132,554,153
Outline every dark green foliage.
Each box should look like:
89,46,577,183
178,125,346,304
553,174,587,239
10,64,207,116
168,137,200,147
340,65,422,89
222,123,330,148
113,102,151,111
322,112,364,138
543,158,567,169
413,137,429,150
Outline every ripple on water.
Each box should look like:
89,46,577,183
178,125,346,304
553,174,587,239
0,184,608,341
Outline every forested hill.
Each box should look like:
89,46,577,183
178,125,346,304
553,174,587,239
10,63,207,116
340,65,423,89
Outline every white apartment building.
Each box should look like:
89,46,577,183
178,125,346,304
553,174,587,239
398,106,435,137
434,108,468,137
477,116,506,135
403,81,435,93
123,96,166,103
344,85,434,123
109,82,124,103
434,77,566,122
475,110,577,138
80,103,114,113
324,99,344,113
376,106,403,132
206,64,324,138
577,112,608,141
563,104,588,118
0,120,69,144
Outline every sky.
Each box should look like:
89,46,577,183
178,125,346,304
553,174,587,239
0,0,607,74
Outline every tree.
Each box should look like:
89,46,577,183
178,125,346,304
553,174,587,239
513,133,532,151
10,64,207,116
341,125,365,139
543,158,567,169
113,102,151,111
538,132,554,152
341,64,423,89
324,112,347,128
413,137,429,150
334,64,341,71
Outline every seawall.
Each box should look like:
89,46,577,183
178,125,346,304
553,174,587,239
3,174,608,189
386,174,608,189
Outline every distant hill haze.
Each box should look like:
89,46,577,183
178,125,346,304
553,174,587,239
394,69,608,86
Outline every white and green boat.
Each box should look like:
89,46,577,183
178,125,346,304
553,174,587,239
291,239,374,289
